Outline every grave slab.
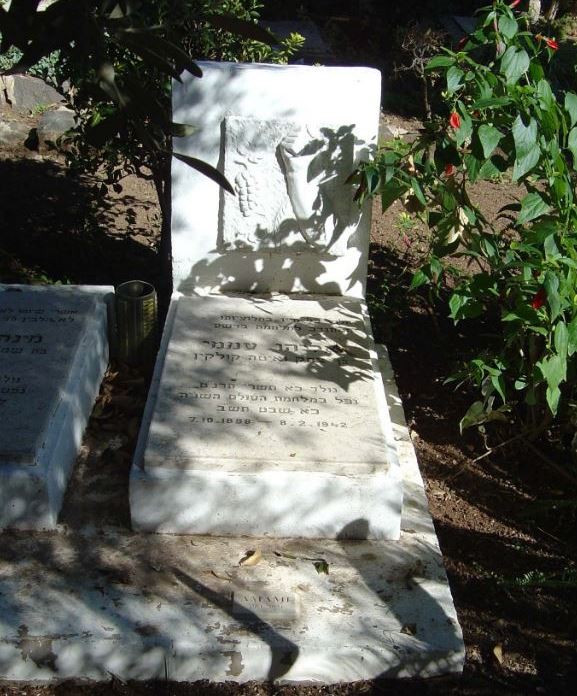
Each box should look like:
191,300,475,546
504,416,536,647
0,346,465,683
0,284,112,530
130,294,402,539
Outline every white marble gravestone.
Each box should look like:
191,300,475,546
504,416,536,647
126,62,462,685
0,284,111,529
131,294,401,538
130,62,404,538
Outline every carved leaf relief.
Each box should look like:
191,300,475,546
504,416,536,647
222,117,357,255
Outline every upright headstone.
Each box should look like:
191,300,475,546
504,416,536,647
130,63,403,538
170,62,381,298
0,284,111,529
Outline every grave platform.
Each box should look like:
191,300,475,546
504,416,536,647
0,284,112,530
0,346,464,683
130,294,402,539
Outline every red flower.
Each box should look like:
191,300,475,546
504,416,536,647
536,34,559,50
545,37,559,50
445,163,456,176
449,112,461,129
510,0,521,8
531,287,547,310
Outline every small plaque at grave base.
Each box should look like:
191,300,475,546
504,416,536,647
231,589,299,624
0,285,111,530
131,294,402,539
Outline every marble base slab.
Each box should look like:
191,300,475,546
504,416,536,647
0,285,112,529
0,345,464,683
130,294,402,539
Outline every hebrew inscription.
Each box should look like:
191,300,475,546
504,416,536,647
146,296,391,474
0,292,93,465
222,117,357,255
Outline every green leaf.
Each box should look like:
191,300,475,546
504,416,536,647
498,13,518,39
567,316,577,356
565,92,577,127
449,292,464,319
459,401,486,433
116,29,203,78
171,122,197,137
568,127,577,167
491,373,506,403
517,192,551,225
410,269,429,290
536,79,554,110
555,321,569,359
204,14,277,45
410,177,427,206
426,55,455,70
173,153,234,194
500,46,530,85
455,107,473,146
512,115,539,181
478,124,503,159
472,96,512,109
478,157,501,179
380,180,408,212
446,66,464,95
313,559,329,575
544,234,560,260
544,270,561,320
464,153,481,182
537,354,566,415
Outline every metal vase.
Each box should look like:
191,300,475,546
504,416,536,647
115,280,158,368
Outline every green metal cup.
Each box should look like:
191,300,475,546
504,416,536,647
115,280,158,368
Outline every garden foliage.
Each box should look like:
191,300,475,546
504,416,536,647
0,1,299,208
355,0,577,432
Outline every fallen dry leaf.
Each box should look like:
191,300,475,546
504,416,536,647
239,549,262,566
493,644,504,665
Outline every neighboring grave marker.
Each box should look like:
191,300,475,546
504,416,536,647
0,291,96,465
0,285,111,529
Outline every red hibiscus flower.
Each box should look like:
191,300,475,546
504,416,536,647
545,37,559,50
445,164,456,176
531,287,547,310
449,112,461,129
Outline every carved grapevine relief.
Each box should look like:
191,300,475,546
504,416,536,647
222,117,357,255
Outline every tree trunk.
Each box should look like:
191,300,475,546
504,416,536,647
152,156,173,322
547,0,560,20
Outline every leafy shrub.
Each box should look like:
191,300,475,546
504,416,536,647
355,0,577,434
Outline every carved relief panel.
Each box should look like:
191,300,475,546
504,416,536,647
222,117,358,256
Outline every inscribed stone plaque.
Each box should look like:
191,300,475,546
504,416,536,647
222,117,356,255
0,290,94,465
145,295,391,474
231,589,299,623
